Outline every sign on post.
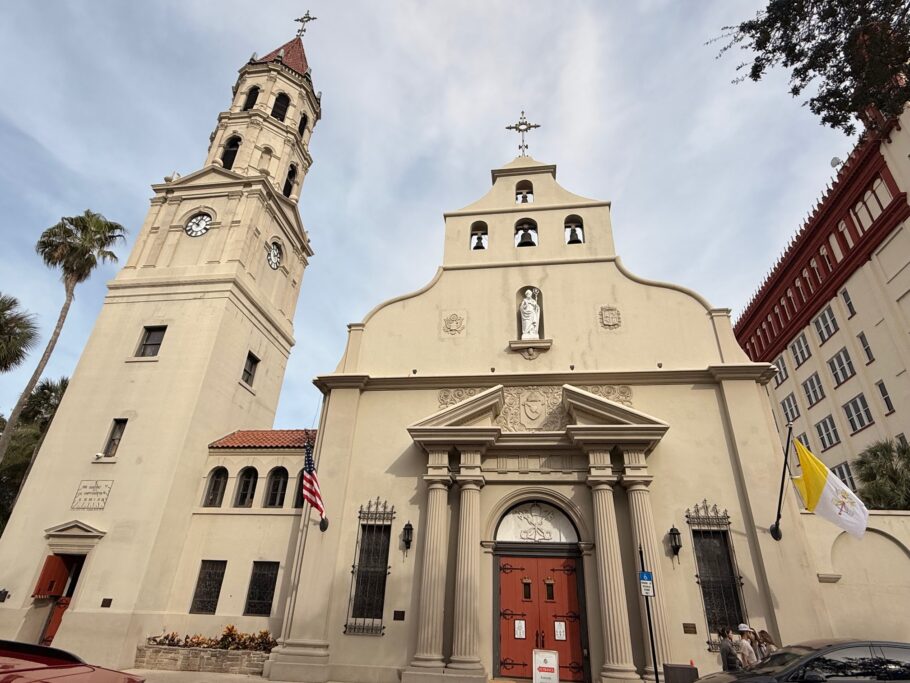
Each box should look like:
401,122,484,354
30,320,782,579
639,570,654,597
533,649,559,683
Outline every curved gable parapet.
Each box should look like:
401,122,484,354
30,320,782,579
361,267,444,325
612,256,714,312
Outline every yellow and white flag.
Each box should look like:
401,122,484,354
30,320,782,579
792,440,868,538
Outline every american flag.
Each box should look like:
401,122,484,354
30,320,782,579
302,441,326,519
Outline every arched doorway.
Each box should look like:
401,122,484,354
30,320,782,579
494,501,589,682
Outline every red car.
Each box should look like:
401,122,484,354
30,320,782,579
0,639,144,682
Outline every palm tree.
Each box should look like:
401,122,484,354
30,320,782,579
0,293,38,373
854,439,910,510
0,210,125,466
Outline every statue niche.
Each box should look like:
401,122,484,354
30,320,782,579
516,287,543,340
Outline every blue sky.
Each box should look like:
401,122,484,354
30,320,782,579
0,1,857,429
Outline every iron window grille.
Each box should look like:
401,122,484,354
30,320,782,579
243,561,279,616
344,498,395,636
190,560,227,614
103,419,127,458
137,326,166,357
686,500,747,652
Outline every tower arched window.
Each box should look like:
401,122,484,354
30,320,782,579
515,218,538,247
271,93,291,122
564,215,584,244
470,221,488,250
283,164,298,198
242,86,260,111
298,113,309,136
264,467,288,508
294,469,305,508
221,136,241,171
203,467,228,507
515,180,534,204
234,467,258,508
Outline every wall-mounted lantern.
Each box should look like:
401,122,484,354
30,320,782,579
403,521,414,554
669,525,683,562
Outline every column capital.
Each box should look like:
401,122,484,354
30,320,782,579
454,475,485,490
423,475,452,489
620,475,653,490
586,475,620,490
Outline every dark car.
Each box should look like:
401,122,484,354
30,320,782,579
698,639,910,683
0,639,144,682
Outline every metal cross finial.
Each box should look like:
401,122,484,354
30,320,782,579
505,110,541,156
294,11,317,37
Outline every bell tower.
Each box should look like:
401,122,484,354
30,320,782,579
0,29,321,667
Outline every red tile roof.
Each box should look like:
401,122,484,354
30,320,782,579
209,429,316,449
255,37,309,77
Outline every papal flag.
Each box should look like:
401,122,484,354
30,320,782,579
792,439,868,538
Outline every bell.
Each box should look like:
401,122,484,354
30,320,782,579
517,228,535,247
472,233,485,250
567,227,582,244
519,192,529,203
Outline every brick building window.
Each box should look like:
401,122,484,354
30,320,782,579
813,306,839,343
841,289,856,317
877,381,894,413
828,348,855,386
832,462,857,491
781,393,800,423
802,373,825,407
843,394,873,433
774,356,788,386
791,334,812,367
815,415,840,450
858,332,874,363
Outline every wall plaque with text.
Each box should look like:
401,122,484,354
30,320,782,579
72,480,113,510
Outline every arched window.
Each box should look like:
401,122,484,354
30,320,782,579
872,177,892,208
515,180,534,204
298,113,309,136
271,93,291,122
221,136,241,171
294,469,305,508
564,215,584,244
283,164,298,198
820,247,832,272
203,467,228,507
242,86,260,111
514,218,538,247
838,220,855,249
470,221,488,250
234,467,258,508
264,467,288,508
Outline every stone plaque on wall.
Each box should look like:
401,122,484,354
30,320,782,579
72,480,113,510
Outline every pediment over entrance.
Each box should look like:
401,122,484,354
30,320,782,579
44,520,106,554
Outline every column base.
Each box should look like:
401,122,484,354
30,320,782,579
264,639,330,682
402,667,447,683
600,662,644,683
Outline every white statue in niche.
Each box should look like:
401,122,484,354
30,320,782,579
519,289,541,340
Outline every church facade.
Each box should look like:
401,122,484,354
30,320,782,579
1,27,909,683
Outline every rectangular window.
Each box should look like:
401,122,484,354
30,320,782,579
843,393,874,433
832,462,857,491
243,561,279,616
828,347,856,386
815,415,841,450
774,356,789,386
190,560,227,614
345,500,394,636
780,393,800,423
103,419,127,457
136,325,167,357
898,433,908,448
841,289,856,317
802,373,825,407
242,352,259,386
813,306,839,344
857,332,874,363
790,333,812,367
877,381,894,413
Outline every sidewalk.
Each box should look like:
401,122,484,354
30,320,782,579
125,671,277,682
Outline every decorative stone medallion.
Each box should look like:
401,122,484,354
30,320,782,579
441,312,466,336
599,305,621,329
496,502,579,543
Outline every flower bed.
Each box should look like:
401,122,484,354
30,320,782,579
135,626,277,674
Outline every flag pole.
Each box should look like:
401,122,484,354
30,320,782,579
769,421,794,541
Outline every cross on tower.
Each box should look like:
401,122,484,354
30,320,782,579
506,111,541,157
295,11,317,37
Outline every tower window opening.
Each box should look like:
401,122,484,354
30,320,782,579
221,136,241,171
470,221,488,250
564,215,584,244
242,86,260,111
514,219,538,247
283,164,298,198
271,93,291,122
515,180,534,204
234,467,258,508
203,467,228,507
264,467,288,508
298,113,309,136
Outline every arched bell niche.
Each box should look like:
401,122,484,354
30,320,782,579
495,501,579,544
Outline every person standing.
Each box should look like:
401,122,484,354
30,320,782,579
757,630,778,658
737,624,758,667
718,628,742,672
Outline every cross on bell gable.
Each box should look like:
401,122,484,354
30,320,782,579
294,11,317,37
506,111,541,156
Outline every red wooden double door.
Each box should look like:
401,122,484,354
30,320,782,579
499,556,585,681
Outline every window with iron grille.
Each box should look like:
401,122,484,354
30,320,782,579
103,419,127,457
780,393,800,423
137,326,167,357
843,393,873,433
243,561,279,616
841,289,856,317
802,373,825,407
832,462,857,491
791,334,812,367
345,498,394,636
815,415,840,450
190,560,227,614
774,356,788,386
242,352,259,386
813,306,839,344
858,332,874,363
686,501,746,652
828,348,855,386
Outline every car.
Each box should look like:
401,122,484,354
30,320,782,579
0,639,145,682
697,639,910,683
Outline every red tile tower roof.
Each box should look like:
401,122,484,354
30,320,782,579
254,36,309,77
209,429,316,449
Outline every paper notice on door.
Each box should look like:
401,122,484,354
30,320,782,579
515,619,526,639
554,621,566,641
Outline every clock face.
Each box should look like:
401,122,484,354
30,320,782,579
185,213,212,237
267,242,282,270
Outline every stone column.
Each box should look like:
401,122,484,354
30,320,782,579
622,449,672,674
447,448,486,677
